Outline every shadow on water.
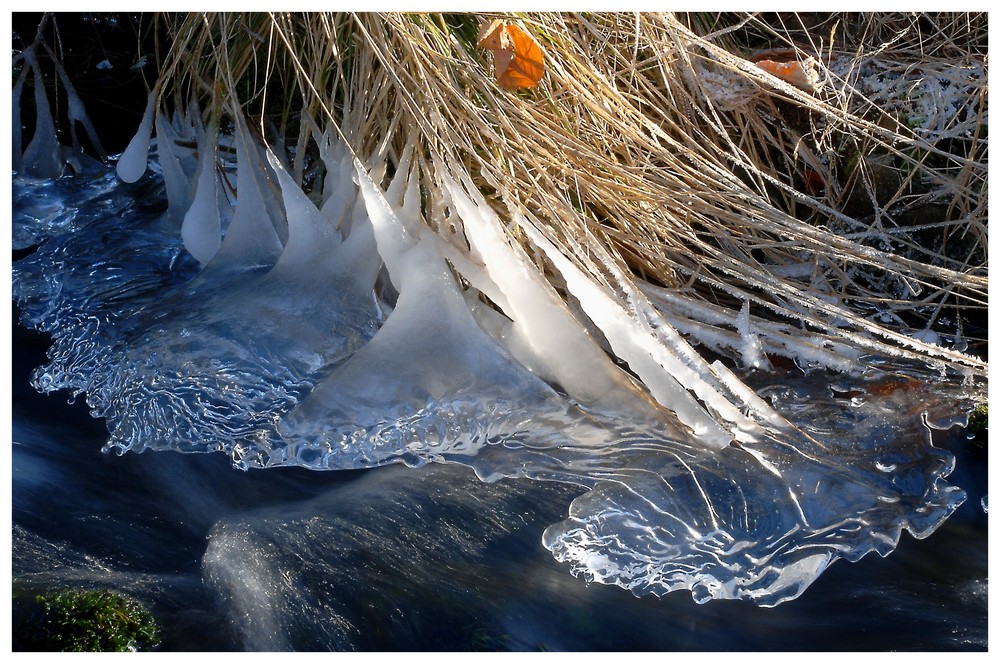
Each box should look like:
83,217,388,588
10,307,987,651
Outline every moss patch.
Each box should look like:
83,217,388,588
14,589,160,652
966,403,987,446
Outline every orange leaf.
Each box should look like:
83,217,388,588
477,19,507,51
755,58,819,92
477,20,544,89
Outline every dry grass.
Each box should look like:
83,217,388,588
154,12,987,376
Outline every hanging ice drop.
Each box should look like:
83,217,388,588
116,89,157,183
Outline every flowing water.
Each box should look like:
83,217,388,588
10,160,988,651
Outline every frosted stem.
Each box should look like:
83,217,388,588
442,173,662,416
514,214,734,448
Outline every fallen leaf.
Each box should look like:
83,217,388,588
755,57,820,92
477,19,545,89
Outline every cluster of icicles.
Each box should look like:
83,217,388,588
13,91,971,607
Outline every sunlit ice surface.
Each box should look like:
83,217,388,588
12,138,981,610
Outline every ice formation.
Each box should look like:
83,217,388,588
180,121,225,266
12,95,980,607
15,45,62,179
116,90,157,183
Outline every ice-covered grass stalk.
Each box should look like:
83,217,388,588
248,12,985,376
16,12,986,378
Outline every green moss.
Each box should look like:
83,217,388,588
966,403,987,445
16,589,160,652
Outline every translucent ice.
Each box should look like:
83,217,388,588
205,115,285,272
154,110,196,220
50,52,107,161
19,46,63,179
276,152,603,468
12,61,28,171
181,122,224,266
116,89,157,183
441,173,666,421
542,369,968,606
514,212,736,448
12,117,978,609
17,120,383,466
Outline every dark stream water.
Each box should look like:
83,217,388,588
10,311,988,651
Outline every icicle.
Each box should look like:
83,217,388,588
710,360,789,431
155,110,194,221
204,115,284,271
442,173,663,417
353,153,418,281
523,209,788,437
181,122,223,266
20,46,62,179
266,148,343,271
514,214,733,449
569,223,746,396
49,50,107,161
276,156,592,467
261,136,382,295
12,62,29,171
736,300,771,370
117,89,156,183
639,284,862,373
419,229,513,317
316,129,352,239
